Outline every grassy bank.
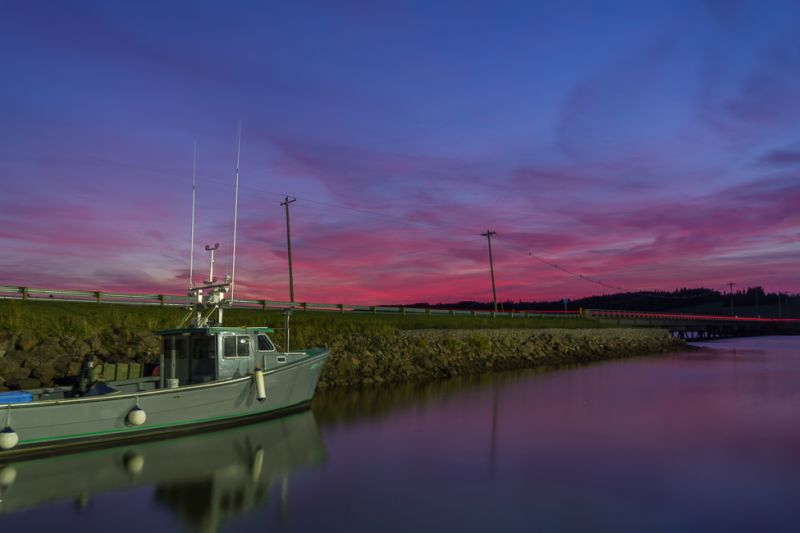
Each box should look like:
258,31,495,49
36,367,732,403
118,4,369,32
0,299,679,392
0,299,600,337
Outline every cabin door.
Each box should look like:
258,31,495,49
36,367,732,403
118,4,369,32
168,336,190,385
219,333,254,379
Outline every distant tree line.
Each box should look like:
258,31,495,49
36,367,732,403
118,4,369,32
406,287,797,316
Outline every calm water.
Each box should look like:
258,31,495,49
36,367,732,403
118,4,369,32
1,336,799,532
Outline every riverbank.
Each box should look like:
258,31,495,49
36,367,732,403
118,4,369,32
0,300,684,390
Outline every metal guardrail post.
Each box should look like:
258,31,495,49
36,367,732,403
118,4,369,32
338,304,344,313
371,306,376,314
158,294,165,306
94,291,102,303
19,286,28,300
302,302,308,312
260,300,267,311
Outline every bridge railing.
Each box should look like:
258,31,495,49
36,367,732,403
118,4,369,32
587,309,800,323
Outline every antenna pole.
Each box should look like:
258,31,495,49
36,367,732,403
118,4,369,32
281,196,297,303
481,230,498,315
189,141,197,288
230,120,242,305
205,243,220,284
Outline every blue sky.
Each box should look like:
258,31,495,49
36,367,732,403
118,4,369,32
1,0,798,303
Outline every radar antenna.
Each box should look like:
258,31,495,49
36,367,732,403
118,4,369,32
180,243,230,328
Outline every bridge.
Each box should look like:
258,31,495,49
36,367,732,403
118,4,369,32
585,309,800,338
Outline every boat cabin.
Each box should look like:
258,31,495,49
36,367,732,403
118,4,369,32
156,326,286,387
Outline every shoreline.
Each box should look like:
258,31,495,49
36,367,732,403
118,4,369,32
0,322,684,391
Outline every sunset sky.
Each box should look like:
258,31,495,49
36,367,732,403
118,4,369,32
1,0,798,305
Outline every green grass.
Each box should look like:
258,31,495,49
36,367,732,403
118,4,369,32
0,299,604,344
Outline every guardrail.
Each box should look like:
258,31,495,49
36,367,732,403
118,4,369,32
0,285,580,319
587,309,800,323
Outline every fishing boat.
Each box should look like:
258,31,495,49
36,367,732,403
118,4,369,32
0,133,331,457
0,258,330,458
0,258,330,457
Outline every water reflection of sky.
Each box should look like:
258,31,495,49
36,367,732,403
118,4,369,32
2,337,800,532
280,337,800,533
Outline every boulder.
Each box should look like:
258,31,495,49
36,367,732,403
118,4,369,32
32,364,57,387
16,331,39,352
16,377,42,390
0,360,30,382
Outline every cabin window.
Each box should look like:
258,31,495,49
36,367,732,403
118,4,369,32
163,337,188,358
223,335,251,358
237,336,250,357
257,334,275,352
192,336,215,359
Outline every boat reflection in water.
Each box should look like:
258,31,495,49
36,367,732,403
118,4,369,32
0,410,325,531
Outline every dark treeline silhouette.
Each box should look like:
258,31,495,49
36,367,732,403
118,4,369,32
406,287,797,316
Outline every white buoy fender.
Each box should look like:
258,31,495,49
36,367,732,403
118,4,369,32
127,406,147,426
254,368,266,401
0,426,19,450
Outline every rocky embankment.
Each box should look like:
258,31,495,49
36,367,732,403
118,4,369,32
0,326,684,391
0,329,160,391
314,328,685,388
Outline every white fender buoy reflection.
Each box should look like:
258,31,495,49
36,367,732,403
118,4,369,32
251,446,265,483
123,450,145,476
0,465,16,489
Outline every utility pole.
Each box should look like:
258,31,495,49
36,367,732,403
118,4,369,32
728,281,735,316
281,196,297,303
481,230,498,314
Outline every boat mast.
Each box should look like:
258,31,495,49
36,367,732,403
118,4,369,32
230,120,242,306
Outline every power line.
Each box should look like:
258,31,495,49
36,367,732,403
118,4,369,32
198,177,463,233
195,177,746,301
493,234,727,300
